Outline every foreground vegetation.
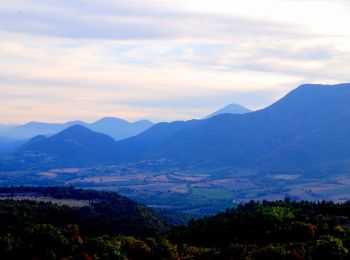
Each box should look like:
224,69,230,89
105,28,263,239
2,187,350,259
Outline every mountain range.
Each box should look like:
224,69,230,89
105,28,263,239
2,83,350,173
0,117,154,141
0,104,250,142
0,104,249,153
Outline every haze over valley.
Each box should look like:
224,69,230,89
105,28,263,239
2,84,350,215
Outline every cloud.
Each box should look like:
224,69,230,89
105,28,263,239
0,0,349,124
0,0,311,40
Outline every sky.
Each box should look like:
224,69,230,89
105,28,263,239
0,0,350,124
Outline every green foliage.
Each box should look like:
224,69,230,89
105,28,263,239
311,235,348,260
167,199,350,259
4,187,350,259
85,235,124,260
120,236,152,259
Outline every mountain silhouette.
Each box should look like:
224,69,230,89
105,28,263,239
206,104,251,118
5,83,350,173
0,117,153,141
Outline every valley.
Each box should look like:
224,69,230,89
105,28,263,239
1,85,350,225
3,162,350,216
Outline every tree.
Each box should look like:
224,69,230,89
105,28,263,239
311,235,348,260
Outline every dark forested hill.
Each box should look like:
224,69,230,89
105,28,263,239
12,125,121,168
0,186,167,237
167,199,350,259
0,186,172,259
2,188,350,259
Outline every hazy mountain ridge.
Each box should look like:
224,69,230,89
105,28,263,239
0,117,153,141
3,83,350,173
206,103,251,118
119,83,350,170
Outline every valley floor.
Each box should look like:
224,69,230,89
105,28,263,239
2,162,350,216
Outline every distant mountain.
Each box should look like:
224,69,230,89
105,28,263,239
255,84,350,171
4,83,350,173
9,125,120,169
0,117,153,141
88,117,154,141
115,120,199,161
0,121,84,140
117,83,350,171
206,104,251,118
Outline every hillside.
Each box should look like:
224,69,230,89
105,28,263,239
12,125,121,168
0,186,167,235
0,186,171,259
115,120,200,162
128,84,350,170
2,189,350,259
168,199,350,259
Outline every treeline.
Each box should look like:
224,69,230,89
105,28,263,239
0,186,167,238
3,187,350,259
0,185,136,201
168,199,350,259
0,186,201,259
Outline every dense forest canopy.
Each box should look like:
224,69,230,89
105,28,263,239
1,187,350,259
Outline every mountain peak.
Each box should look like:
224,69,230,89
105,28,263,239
16,124,119,168
59,124,91,134
50,124,104,142
94,117,129,124
206,103,251,118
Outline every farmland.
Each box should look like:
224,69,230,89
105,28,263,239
2,162,350,216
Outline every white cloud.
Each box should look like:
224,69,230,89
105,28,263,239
0,0,349,124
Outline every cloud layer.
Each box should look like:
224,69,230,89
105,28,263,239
0,0,349,123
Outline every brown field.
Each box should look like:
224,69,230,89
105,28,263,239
38,172,57,178
0,196,91,207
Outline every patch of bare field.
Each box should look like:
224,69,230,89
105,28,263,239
37,172,57,178
335,176,350,185
173,171,210,177
0,196,91,207
128,183,188,193
68,176,128,184
68,174,148,184
210,179,238,189
170,175,208,182
50,168,82,173
150,175,169,182
269,174,301,180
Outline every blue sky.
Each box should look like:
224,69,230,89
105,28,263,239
0,0,349,123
